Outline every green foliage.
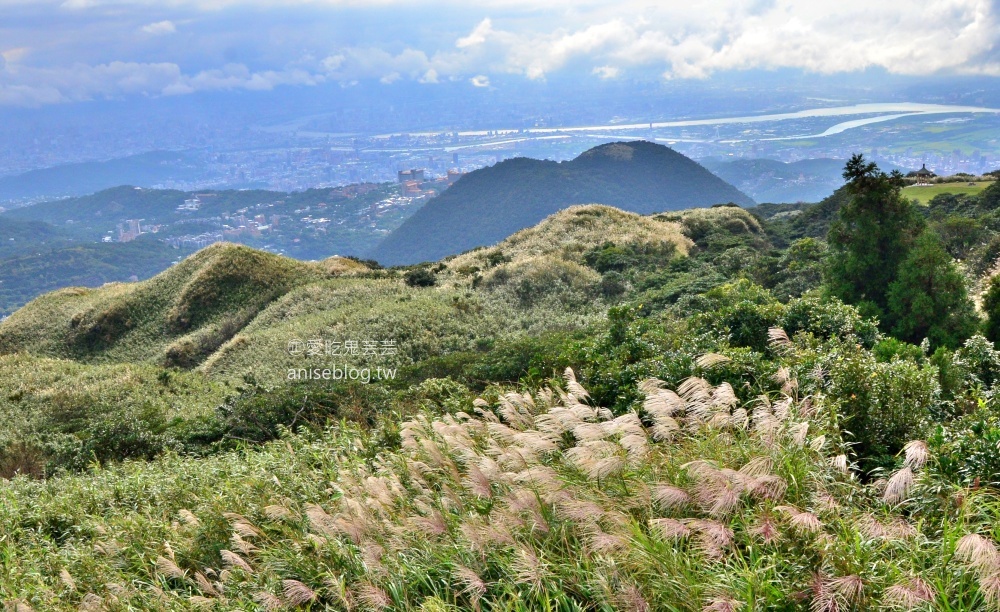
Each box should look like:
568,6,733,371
929,398,1000,485
932,214,985,258
483,257,601,308
781,292,881,347
769,237,828,300
823,343,939,472
692,280,783,352
872,337,923,363
582,240,677,273
484,250,511,268
954,334,1000,390
983,274,1000,347
886,230,977,349
981,179,1000,210
216,376,386,444
826,154,925,318
404,267,438,287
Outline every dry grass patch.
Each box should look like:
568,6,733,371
447,205,692,273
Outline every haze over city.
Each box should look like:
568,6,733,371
0,0,999,199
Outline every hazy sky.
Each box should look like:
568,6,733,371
1,0,999,107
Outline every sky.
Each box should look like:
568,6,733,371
1,0,999,107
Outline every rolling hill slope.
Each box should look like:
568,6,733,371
370,141,753,265
0,243,330,365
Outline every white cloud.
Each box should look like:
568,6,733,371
592,65,619,79
456,18,492,48
140,20,177,35
434,0,1000,79
1,0,999,106
1,48,30,65
0,59,326,106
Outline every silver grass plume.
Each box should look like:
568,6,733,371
282,579,318,607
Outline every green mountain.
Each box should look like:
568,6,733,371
3,183,416,257
0,150,207,203
0,216,67,258
370,140,754,265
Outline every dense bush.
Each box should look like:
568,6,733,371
822,343,939,472
781,293,880,347
983,274,1000,346
403,267,437,287
930,399,1000,486
582,240,677,273
215,377,388,444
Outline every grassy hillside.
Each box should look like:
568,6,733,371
8,173,1000,608
0,242,327,365
0,205,703,477
370,141,753,266
903,180,995,204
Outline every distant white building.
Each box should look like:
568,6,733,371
177,197,201,212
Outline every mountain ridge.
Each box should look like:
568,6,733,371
370,140,754,265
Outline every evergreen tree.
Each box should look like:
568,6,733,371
826,154,925,319
886,230,977,348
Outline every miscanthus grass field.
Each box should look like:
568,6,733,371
3,356,1000,611
5,161,1000,609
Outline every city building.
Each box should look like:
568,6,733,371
397,168,425,183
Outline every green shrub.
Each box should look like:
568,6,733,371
781,293,880,348
404,268,437,287
872,337,923,363
885,230,978,349
929,398,1000,486
823,344,939,473
599,271,628,298
952,334,1000,390
215,377,388,444
689,280,783,352
983,274,1000,347
582,240,677,273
